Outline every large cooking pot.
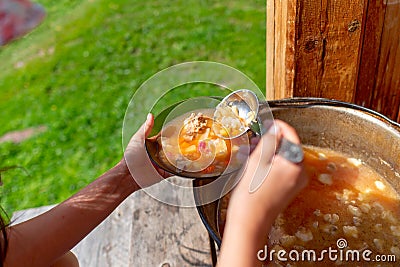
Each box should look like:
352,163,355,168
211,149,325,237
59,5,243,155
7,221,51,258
193,98,400,249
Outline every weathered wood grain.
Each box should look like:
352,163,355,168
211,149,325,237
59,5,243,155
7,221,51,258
129,178,212,267
356,0,400,122
294,0,366,102
398,105,400,123
266,0,275,100
369,1,400,121
267,0,400,123
71,196,135,267
266,0,297,100
355,0,387,107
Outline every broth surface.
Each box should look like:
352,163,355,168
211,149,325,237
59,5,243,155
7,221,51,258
219,146,400,266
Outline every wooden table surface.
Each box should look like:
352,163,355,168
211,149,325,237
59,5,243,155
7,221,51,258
129,189,213,267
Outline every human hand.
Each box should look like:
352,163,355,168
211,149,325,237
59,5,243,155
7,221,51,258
217,120,308,267
123,114,171,189
228,120,308,231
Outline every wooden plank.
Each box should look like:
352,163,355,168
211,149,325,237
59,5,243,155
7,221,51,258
129,178,212,267
293,0,366,102
398,105,400,123
273,0,288,99
266,0,297,99
267,0,400,122
369,1,400,122
285,0,297,98
266,0,275,99
71,196,134,267
355,0,387,107
293,0,323,97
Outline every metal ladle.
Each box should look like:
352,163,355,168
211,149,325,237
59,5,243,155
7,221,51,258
214,89,304,164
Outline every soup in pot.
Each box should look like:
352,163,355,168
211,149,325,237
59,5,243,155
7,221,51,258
219,146,400,266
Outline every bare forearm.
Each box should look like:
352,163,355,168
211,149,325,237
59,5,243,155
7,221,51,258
5,160,137,267
217,202,276,267
217,159,303,267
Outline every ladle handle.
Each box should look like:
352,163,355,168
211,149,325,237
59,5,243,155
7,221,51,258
276,137,304,163
250,122,304,164
253,101,304,164
249,121,304,164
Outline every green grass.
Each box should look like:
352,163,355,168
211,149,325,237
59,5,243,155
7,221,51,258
0,0,265,215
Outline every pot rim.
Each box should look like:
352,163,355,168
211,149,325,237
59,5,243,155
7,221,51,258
269,97,400,130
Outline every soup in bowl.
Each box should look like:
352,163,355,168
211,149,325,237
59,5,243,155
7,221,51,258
145,98,252,178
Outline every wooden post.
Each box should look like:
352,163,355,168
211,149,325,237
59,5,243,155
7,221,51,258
267,0,400,122
266,0,297,100
356,0,400,121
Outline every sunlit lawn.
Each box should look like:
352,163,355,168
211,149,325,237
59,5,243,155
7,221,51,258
0,0,265,215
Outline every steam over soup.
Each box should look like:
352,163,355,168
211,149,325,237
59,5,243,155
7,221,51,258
155,109,247,177
219,146,400,266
